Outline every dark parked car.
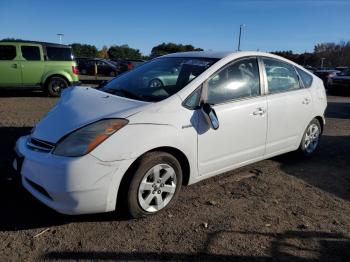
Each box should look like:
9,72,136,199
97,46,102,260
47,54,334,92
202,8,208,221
304,65,317,73
110,59,145,74
335,66,350,72
76,58,118,77
328,68,350,94
314,69,340,87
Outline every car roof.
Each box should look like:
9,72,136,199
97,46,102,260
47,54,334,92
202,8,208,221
161,50,302,62
163,51,234,59
0,40,70,48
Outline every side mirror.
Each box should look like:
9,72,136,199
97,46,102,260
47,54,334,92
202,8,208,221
201,103,219,130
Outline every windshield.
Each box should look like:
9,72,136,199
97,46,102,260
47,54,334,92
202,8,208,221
101,57,218,102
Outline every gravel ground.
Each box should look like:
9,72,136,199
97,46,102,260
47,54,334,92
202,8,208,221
0,90,349,261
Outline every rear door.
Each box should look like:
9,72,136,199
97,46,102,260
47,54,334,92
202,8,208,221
0,44,22,86
19,44,45,86
262,57,312,155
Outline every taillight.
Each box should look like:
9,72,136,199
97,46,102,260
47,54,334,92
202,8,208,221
127,62,134,70
72,66,79,75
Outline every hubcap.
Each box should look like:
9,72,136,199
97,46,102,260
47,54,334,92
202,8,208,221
304,123,320,154
138,164,177,213
51,80,65,93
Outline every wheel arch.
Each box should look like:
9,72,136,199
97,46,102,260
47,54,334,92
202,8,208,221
115,146,191,211
43,74,70,88
314,115,324,133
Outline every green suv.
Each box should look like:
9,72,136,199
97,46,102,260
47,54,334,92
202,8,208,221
0,40,79,96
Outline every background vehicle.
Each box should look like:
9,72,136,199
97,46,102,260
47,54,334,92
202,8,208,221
0,40,79,96
110,59,145,74
314,69,340,87
328,67,350,94
14,51,326,218
76,58,118,77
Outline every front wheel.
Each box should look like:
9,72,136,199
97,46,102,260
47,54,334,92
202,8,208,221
45,77,68,97
299,119,322,156
125,152,182,218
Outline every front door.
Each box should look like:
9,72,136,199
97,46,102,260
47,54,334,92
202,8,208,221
197,57,268,176
0,44,22,86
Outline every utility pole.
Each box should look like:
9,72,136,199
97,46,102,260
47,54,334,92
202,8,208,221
237,24,245,51
57,33,64,44
321,57,326,68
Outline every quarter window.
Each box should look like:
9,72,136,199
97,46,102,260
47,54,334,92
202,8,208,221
46,47,73,61
184,86,202,109
263,58,300,94
21,46,41,61
0,45,16,60
207,58,260,104
296,67,313,88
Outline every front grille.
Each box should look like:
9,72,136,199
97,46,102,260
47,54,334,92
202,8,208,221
27,137,55,153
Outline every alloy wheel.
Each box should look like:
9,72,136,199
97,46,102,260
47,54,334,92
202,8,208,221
304,123,320,154
138,164,177,213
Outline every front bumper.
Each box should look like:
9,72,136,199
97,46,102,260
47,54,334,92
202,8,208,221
15,136,134,215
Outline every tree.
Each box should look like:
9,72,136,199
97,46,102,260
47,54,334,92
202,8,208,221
97,45,109,59
150,42,203,58
70,43,98,58
108,45,142,59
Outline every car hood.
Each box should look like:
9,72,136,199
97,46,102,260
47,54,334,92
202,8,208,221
32,86,148,143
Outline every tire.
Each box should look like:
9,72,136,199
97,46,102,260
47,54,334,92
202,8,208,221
148,78,163,88
45,77,68,97
299,119,322,156
125,151,182,218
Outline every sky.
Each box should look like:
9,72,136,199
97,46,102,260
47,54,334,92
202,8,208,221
0,0,349,55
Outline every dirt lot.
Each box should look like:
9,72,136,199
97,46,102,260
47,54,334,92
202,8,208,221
0,90,349,261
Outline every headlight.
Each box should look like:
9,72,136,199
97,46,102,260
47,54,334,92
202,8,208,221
53,119,128,157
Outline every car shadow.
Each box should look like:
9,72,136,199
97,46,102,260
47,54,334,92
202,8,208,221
0,90,48,97
0,126,129,231
273,134,350,202
42,230,350,261
325,101,350,119
273,99,350,202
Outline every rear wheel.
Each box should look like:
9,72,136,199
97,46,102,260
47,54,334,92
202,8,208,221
299,119,322,156
125,152,182,218
45,77,68,97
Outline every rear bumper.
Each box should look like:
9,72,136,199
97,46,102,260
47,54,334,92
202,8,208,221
15,135,134,215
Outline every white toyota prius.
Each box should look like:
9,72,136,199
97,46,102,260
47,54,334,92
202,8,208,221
14,51,327,218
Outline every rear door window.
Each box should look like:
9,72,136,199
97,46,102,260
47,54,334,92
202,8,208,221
263,58,301,94
46,47,73,61
21,45,41,61
0,45,16,60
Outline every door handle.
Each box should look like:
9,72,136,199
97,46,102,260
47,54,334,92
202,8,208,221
302,98,311,105
251,107,266,116
11,63,17,69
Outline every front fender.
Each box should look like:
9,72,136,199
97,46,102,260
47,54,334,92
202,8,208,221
89,122,198,179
